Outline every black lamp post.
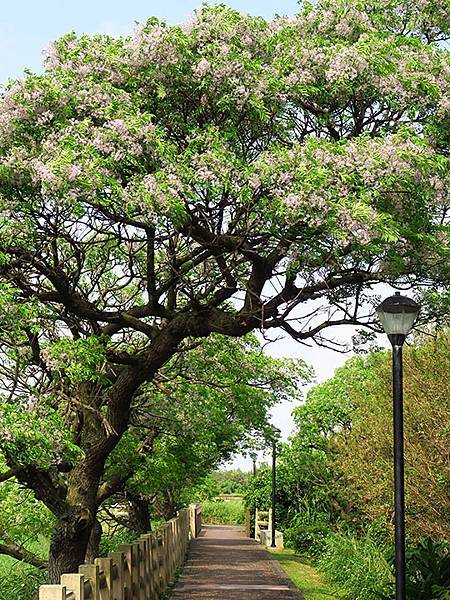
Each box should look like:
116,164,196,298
269,425,281,548
376,292,420,600
250,452,257,477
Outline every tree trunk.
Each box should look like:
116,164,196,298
85,518,102,563
161,490,177,521
47,506,94,583
128,494,152,535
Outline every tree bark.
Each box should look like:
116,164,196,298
161,491,177,521
47,506,94,583
128,494,152,535
0,542,47,569
85,518,102,563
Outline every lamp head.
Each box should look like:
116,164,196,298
269,424,281,442
376,292,420,345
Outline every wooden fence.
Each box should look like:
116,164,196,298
38,504,202,600
254,508,271,542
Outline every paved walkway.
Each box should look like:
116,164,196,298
170,525,303,599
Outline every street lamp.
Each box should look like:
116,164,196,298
250,452,257,477
269,425,281,549
376,292,420,600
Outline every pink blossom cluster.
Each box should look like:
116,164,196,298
302,5,374,40
2,112,154,201
127,24,178,68
190,50,273,111
43,36,126,85
0,79,66,144
270,16,447,110
0,75,135,147
253,132,446,243
374,46,448,110
125,171,185,218
326,46,369,83
29,158,58,186
338,205,377,245
191,147,241,191
91,117,155,160
72,83,134,121
186,5,265,49
283,190,331,228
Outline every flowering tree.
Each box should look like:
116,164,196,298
0,0,448,582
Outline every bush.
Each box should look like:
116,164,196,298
201,500,245,525
381,538,450,600
284,512,330,556
0,557,45,600
318,530,393,600
99,526,137,557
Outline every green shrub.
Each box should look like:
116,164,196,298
0,556,45,600
381,538,450,600
318,530,393,600
201,500,245,525
284,512,330,556
99,526,137,557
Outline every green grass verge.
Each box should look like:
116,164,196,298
269,549,342,600
201,499,245,525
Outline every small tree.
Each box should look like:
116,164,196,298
0,0,448,581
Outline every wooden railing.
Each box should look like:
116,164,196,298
38,504,202,600
254,508,272,542
254,507,283,549
189,503,202,539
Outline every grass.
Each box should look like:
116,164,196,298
201,499,246,525
0,553,46,600
269,548,342,600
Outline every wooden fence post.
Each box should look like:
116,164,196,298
95,557,113,599
184,509,189,552
61,574,84,600
79,563,100,600
169,520,176,580
118,544,135,600
195,505,202,537
141,535,153,599
144,535,155,600
165,524,172,585
189,504,196,539
245,510,251,538
110,552,125,600
39,585,67,600
157,530,166,592
137,538,147,600
149,533,159,598
176,516,182,564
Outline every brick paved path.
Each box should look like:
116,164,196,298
170,525,303,599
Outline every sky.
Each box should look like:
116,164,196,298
0,0,302,84
0,0,390,470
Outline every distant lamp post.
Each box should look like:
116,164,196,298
269,425,281,549
250,452,257,477
376,292,420,600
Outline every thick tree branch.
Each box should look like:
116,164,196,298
0,541,47,569
0,467,21,483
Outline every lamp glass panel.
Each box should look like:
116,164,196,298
376,308,417,335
